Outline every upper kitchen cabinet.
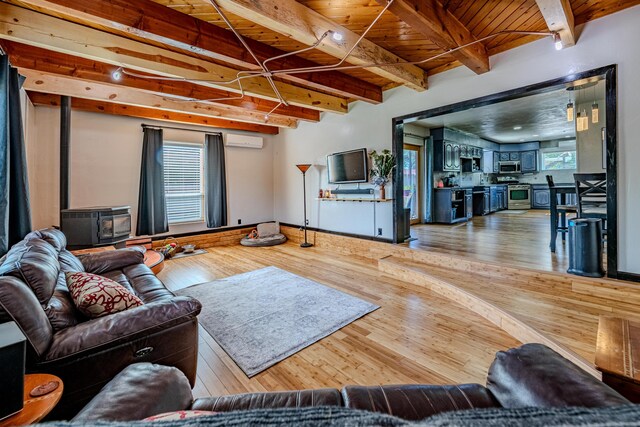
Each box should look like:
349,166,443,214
521,150,538,173
435,141,460,172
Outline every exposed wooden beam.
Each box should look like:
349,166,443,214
536,0,576,48
213,0,428,91
2,40,319,122
21,70,298,128
0,2,347,114
27,92,279,134
375,0,489,74
9,0,382,104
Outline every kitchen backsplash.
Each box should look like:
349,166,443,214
434,169,576,187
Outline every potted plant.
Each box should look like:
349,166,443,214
369,149,396,200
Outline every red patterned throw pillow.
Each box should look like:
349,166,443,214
65,272,143,318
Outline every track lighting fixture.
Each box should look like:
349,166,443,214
553,32,563,50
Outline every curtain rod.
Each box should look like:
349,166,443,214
141,123,222,135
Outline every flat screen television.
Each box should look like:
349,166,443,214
327,148,368,184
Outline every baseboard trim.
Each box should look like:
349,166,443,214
149,223,261,241
279,223,393,244
617,271,640,283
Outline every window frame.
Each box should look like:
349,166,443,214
163,141,205,225
539,148,578,171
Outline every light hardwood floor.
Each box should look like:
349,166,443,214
158,243,521,398
408,210,576,273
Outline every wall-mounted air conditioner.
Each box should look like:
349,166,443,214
225,133,264,149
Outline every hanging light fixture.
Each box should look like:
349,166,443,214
566,101,574,122
591,85,599,124
591,102,599,124
577,110,589,132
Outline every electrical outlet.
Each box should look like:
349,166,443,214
237,219,242,225
377,228,382,236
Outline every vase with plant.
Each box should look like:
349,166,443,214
369,149,396,200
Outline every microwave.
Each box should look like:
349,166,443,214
499,161,521,174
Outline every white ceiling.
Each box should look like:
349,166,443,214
412,80,605,143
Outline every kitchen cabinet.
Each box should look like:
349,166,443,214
482,151,493,173
453,145,461,169
521,150,538,173
532,187,551,209
497,185,508,210
473,188,490,216
499,152,510,161
434,188,472,224
509,152,521,161
493,152,500,173
435,141,460,172
489,187,498,212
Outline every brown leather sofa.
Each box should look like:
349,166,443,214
0,228,202,419
72,343,630,422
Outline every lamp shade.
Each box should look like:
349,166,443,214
296,164,312,173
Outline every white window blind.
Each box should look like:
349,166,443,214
163,142,204,224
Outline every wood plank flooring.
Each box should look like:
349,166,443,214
158,244,521,398
408,210,575,273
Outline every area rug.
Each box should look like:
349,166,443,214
176,266,379,377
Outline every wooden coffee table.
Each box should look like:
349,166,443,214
0,374,64,426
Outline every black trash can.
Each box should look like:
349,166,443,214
567,218,604,277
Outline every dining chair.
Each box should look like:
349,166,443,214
546,175,577,244
574,173,607,220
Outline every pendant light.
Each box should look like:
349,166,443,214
592,102,599,123
577,110,589,132
566,101,574,122
591,85,599,124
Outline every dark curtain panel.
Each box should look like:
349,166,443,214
204,133,227,228
136,127,168,236
0,55,31,256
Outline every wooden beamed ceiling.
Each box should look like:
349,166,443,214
27,92,280,134
2,0,639,133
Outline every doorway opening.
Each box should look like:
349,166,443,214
391,65,618,277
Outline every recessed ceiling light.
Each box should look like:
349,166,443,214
112,67,123,81
331,31,344,42
519,138,525,142
513,126,522,130
533,134,539,137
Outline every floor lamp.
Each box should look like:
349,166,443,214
296,164,313,248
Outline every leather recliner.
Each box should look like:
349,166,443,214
0,228,202,419
72,343,630,422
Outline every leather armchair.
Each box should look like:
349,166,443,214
0,229,202,419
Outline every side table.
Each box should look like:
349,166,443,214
0,374,63,426
144,249,165,275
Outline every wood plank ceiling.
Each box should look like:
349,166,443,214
1,0,638,133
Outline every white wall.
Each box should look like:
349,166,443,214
30,107,275,234
274,5,640,273
576,99,606,173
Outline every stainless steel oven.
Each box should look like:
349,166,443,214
499,161,521,174
507,184,531,209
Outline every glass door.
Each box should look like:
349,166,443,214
403,144,421,224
